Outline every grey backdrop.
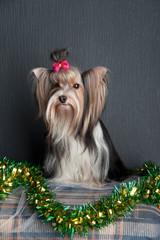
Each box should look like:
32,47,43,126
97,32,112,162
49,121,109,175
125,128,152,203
0,0,159,169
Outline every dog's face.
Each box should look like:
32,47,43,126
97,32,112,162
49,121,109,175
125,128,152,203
33,66,108,139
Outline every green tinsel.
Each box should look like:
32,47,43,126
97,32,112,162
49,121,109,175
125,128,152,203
0,157,160,238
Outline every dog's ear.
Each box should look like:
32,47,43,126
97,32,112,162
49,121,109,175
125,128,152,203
32,68,45,79
32,68,51,117
81,67,108,136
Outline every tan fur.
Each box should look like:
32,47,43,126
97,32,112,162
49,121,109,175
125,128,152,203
81,67,108,137
32,64,110,186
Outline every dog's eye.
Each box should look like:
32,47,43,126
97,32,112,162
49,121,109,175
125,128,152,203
55,83,60,88
73,83,79,89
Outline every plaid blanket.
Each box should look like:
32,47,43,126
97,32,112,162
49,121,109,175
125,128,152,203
0,179,160,240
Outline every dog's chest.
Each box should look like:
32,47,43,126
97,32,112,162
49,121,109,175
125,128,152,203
59,138,93,181
56,122,109,182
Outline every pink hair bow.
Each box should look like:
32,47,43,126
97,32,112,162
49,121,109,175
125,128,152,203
53,60,69,72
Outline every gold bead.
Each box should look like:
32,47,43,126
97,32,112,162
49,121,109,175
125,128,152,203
107,209,113,216
24,168,30,176
44,204,49,208
117,200,122,204
121,187,127,196
98,212,103,217
86,214,90,219
145,189,150,194
45,198,50,201
71,216,83,225
130,186,138,196
2,174,5,181
91,220,96,225
155,175,160,180
25,172,30,177
12,168,17,174
36,181,40,186
58,217,63,223
41,187,46,192
67,223,72,228
155,189,160,195
8,182,13,187
72,218,78,222
1,188,6,193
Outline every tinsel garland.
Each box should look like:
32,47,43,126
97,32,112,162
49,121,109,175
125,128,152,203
0,157,160,238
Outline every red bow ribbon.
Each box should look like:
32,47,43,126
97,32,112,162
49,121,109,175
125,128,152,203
53,60,69,72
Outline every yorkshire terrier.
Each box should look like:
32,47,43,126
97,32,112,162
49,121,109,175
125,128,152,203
32,48,128,187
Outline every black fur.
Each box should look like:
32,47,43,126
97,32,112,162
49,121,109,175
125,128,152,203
100,120,129,181
50,48,70,63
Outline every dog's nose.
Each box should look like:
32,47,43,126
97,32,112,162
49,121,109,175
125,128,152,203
59,95,67,103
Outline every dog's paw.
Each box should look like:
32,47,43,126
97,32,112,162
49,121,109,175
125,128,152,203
84,181,108,188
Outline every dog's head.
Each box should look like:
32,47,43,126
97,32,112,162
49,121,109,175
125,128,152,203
32,48,108,139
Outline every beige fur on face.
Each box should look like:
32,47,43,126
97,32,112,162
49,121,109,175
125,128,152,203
34,67,84,138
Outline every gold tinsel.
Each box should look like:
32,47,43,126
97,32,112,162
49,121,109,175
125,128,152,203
0,157,159,239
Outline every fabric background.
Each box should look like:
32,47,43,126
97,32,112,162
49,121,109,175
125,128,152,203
0,0,160,168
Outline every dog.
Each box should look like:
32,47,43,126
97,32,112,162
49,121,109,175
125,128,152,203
32,48,128,187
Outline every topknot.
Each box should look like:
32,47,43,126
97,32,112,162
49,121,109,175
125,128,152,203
50,48,70,63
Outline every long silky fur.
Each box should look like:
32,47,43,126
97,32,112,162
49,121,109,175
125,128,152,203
32,48,128,186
